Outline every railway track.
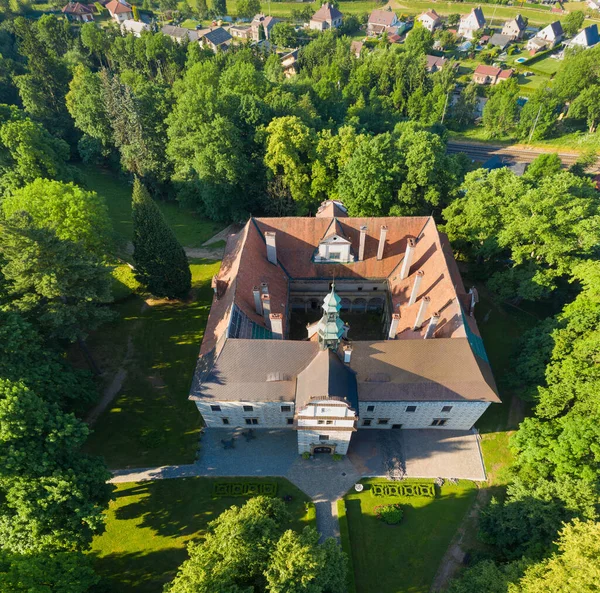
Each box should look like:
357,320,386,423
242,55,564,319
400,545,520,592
446,140,599,171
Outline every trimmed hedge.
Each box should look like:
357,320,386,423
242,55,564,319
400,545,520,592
370,482,436,498
337,499,357,593
212,482,278,497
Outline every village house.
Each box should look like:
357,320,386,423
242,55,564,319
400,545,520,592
190,201,500,456
229,24,252,40
487,33,512,50
309,3,343,31
280,49,299,78
62,2,94,22
105,0,133,23
199,27,232,52
161,24,200,43
526,20,563,54
588,0,600,11
121,19,150,37
425,54,446,73
417,9,441,32
473,64,514,85
502,14,526,40
350,40,364,58
458,7,485,40
564,23,599,50
251,14,281,41
367,9,399,36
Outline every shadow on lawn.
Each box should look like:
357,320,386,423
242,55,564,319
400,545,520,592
92,548,187,593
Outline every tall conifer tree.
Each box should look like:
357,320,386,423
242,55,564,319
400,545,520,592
132,179,191,299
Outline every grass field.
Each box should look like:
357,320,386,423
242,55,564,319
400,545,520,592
91,478,315,593
77,166,222,249
344,478,477,593
83,261,221,469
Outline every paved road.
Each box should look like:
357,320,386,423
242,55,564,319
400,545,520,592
447,140,600,172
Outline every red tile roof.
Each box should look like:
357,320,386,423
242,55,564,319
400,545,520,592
474,64,502,77
106,0,131,14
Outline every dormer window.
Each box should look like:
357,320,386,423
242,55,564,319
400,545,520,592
314,221,355,263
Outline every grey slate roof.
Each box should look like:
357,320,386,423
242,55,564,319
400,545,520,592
296,349,358,410
190,339,318,403
488,33,512,48
202,26,232,46
350,339,500,403
161,24,199,41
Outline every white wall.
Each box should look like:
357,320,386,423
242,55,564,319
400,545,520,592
357,401,490,430
297,428,353,454
196,400,295,428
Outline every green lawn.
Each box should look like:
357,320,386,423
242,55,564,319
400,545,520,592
83,261,221,469
77,165,223,249
91,477,315,593
344,478,478,593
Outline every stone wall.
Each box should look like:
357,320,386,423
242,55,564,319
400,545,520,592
196,400,295,428
357,400,490,430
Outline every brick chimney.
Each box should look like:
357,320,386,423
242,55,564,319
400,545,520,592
400,239,416,280
413,296,430,330
376,225,388,261
262,293,271,325
265,231,277,265
408,270,424,306
252,286,262,315
424,312,440,339
388,313,400,339
358,225,367,261
270,313,283,339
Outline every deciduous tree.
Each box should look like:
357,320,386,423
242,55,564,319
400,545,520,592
3,179,111,256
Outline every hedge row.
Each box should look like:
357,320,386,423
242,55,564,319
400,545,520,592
370,482,436,498
212,482,278,497
337,499,357,593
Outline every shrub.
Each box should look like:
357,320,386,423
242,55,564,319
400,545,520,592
374,503,404,525
302,451,311,460
332,454,343,461
370,481,436,498
212,482,278,497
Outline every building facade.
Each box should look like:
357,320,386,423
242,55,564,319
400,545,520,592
190,201,500,455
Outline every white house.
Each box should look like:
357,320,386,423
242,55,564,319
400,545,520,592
417,9,441,32
309,3,343,31
121,19,150,37
502,14,526,40
526,20,563,53
105,0,133,23
190,201,501,456
565,24,599,49
367,9,399,36
458,7,485,40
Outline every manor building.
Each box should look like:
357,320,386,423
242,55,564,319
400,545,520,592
190,201,500,455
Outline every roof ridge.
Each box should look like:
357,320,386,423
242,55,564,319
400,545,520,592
250,217,293,279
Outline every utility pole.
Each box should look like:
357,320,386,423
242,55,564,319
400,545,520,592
528,104,542,144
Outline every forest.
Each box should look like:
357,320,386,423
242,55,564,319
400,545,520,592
0,8,599,592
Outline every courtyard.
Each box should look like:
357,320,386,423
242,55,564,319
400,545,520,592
111,426,487,485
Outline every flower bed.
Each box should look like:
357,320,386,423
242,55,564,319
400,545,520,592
374,503,404,525
212,482,278,497
370,482,435,498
